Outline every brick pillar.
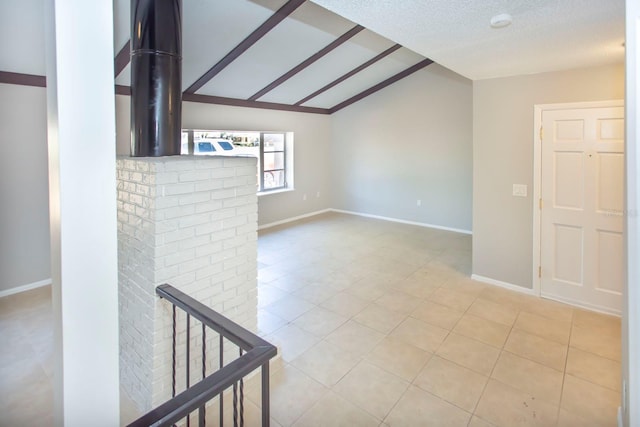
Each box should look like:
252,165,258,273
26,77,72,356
116,156,258,411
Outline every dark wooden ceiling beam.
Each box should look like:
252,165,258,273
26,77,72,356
115,85,132,95
184,0,306,94
183,92,330,114
329,58,434,113
294,43,401,106
248,24,364,101
3,54,434,116
114,41,131,77
0,71,46,87
117,87,328,113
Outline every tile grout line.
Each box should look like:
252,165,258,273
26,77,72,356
555,309,576,425
403,282,481,424
464,298,527,425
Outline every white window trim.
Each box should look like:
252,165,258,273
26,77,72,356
257,187,295,197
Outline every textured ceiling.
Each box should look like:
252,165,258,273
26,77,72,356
309,0,625,80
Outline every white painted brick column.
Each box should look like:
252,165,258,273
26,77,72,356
116,156,258,412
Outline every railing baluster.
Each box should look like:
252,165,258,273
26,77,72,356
220,334,224,427
199,323,206,427
233,381,238,427
239,348,244,427
172,305,177,398
186,314,191,427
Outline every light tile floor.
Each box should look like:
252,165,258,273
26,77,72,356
253,212,622,427
0,212,622,426
0,285,139,426
0,285,54,426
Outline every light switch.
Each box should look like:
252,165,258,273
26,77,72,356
513,184,527,197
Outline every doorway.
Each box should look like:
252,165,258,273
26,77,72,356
533,100,624,315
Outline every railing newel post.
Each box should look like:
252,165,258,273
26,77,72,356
261,362,270,427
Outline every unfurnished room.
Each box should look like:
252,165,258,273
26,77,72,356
0,0,639,426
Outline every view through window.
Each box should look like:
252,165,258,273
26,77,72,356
181,130,291,192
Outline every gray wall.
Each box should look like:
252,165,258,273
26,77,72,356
472,63,625,289
0,84,50,293
115,96,333,227
330,64,473,232
2,61,624,295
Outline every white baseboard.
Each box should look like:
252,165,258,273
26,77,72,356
0,278,52,298
540,292,622,317
258,209,332,230
617,406,623,427
258,207,472,235
471,274,537,296
330,209,472,235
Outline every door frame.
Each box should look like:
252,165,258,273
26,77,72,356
532,100,624,310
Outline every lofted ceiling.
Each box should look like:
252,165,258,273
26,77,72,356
0,0,626,114
112,0,430,113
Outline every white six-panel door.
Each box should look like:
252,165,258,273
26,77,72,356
540,105,624,314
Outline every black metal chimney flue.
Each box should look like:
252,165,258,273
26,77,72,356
131,0,182,157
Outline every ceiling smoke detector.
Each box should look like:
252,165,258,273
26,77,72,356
490,13,512,28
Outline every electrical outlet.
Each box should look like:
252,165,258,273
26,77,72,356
316,191,320,198
513,184,527,197
417,199,422,207
302,194,307,201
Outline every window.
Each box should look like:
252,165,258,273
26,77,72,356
181,129,293,193
260,132,286,191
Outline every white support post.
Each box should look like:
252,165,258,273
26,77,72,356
624,0,640,426
45,0,120,425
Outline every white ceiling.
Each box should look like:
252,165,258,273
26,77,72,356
0,0,625,112
309,0,625,80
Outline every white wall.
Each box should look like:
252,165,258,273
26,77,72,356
115,96,332,227
330,64,473,232
0,83,50,294
117,156,259,411
473,63,625,290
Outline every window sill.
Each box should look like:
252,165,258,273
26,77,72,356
258,187,294,197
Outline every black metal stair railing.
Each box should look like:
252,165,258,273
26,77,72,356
127,284,277,427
